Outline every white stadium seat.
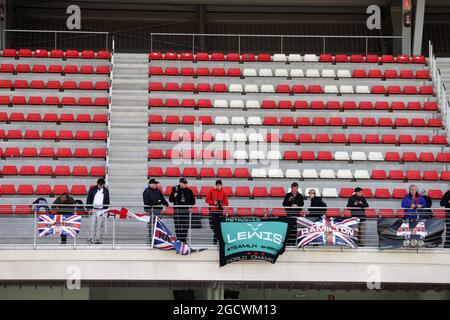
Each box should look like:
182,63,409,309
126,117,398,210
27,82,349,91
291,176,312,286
258,69,273,77
246,100,260,109
231,116,246,125
233,150,248,160
302,169,319,179
249,150,266,160
267,150,282,160
268,168,284,178
214,99,228,108
230,100,245,108
356,85,371,94
232,132,247,142
215,132,231,141
303,54,319,62
354,170,370,179
336,169,353,179
334,151,350,161
273,54,287,62
351,151,367,161
321,69,336,78
340,85,354,94
274,69,289,77
306,69,320,77
244,84,259,93
285,169,301,178
229,84,243,93
337,69,352,78
248,133,264,142
319,169,336,179
288,54,302,62
322,188,338,198
247,116,262,125
260,84,275,93
324,85,339,94
243,69,257,77
251,168,267,178
368,152,384,161
289,69,304,77
214,116,229,125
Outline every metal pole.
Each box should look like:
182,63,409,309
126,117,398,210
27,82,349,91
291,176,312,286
106,33,108,51
365,37,368,56
54,32,57,50
192,34,195,55
150,210,154,249
188,208,192,247
280,36,283,54
112,216,116,249
323,37,326,54
238,35,241,56
33,211,37,249
150,33,153,53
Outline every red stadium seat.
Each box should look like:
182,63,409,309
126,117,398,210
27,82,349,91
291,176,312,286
217,168,233,178
371,170,387,180
252,187,269,197
235,187,251,197
234,168,250,178
71,185,87,195
36,185,52,195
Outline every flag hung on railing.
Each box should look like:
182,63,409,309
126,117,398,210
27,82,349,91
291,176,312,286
152,216,206,255
297,216,360,249
95,207,150,222
38,214,81,238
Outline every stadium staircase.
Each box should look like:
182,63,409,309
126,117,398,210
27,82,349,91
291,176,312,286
107,53,149,204
437,57,450,90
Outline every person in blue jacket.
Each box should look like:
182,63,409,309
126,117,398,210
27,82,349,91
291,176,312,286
401,185,427,219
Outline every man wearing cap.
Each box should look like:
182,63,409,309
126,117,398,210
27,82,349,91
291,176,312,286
346,187,369,246
282,182,304,246
143,178,169,243
86,178,110,245
169,178,196,243
52,192,76,244
206,180,229,244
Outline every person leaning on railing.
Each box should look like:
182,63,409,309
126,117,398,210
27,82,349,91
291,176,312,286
307,189,327,216
346,187,369,247
143,178,169,244
440,189,450,248
401,185,427,220
51,192,76,245
169,177,196,243
205,180,229,245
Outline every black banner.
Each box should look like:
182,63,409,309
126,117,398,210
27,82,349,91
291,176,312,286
377,218,445,249
212,215,294,267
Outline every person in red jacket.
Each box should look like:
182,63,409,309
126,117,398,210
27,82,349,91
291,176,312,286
206,180,229,244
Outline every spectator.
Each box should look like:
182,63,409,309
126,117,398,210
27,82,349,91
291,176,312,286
86,178,110,244
52,192,76,244
401,185,427,219
440,189,450,248
307,189,327,215
282,182,304,246
346,187,369,216
169,178,196,243
143,178,169,243
205,180,229,244
419,189,433,219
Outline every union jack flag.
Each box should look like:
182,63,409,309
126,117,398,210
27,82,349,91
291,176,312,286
38,214,81,238
152,216,205,255
297,216,360,249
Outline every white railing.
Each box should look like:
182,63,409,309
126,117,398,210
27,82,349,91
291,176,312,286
105,37,115,187
1,29,110,50
149,33,409,56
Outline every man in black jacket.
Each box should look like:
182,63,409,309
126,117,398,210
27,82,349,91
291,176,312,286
282,182,304,246
86,178,110,244
307,189,327,216
169,177,196,243
143,179,169,243
440,190,450,247
346,187,369,247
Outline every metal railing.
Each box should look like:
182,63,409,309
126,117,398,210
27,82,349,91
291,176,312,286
0,204,447,251
1,29,110,51
149,33,409,56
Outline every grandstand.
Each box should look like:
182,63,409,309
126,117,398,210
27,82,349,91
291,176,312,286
1,0,450,301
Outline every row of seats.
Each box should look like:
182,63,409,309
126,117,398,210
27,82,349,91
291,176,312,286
148,166,450,181
148,98,439,111
148,133,448,145
150,66,430,79
0,147,106,158
0,184,91,196
0,112,108,123
148,149,450,162
2,49,111,59
0,64,110,74
0,205,446,217
150,114,443,128
0,130,107,140
149,149,450,163
1,165,105,177
149,82,435,95
0,96,108,106
0,79,110,90
149,52,426,64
